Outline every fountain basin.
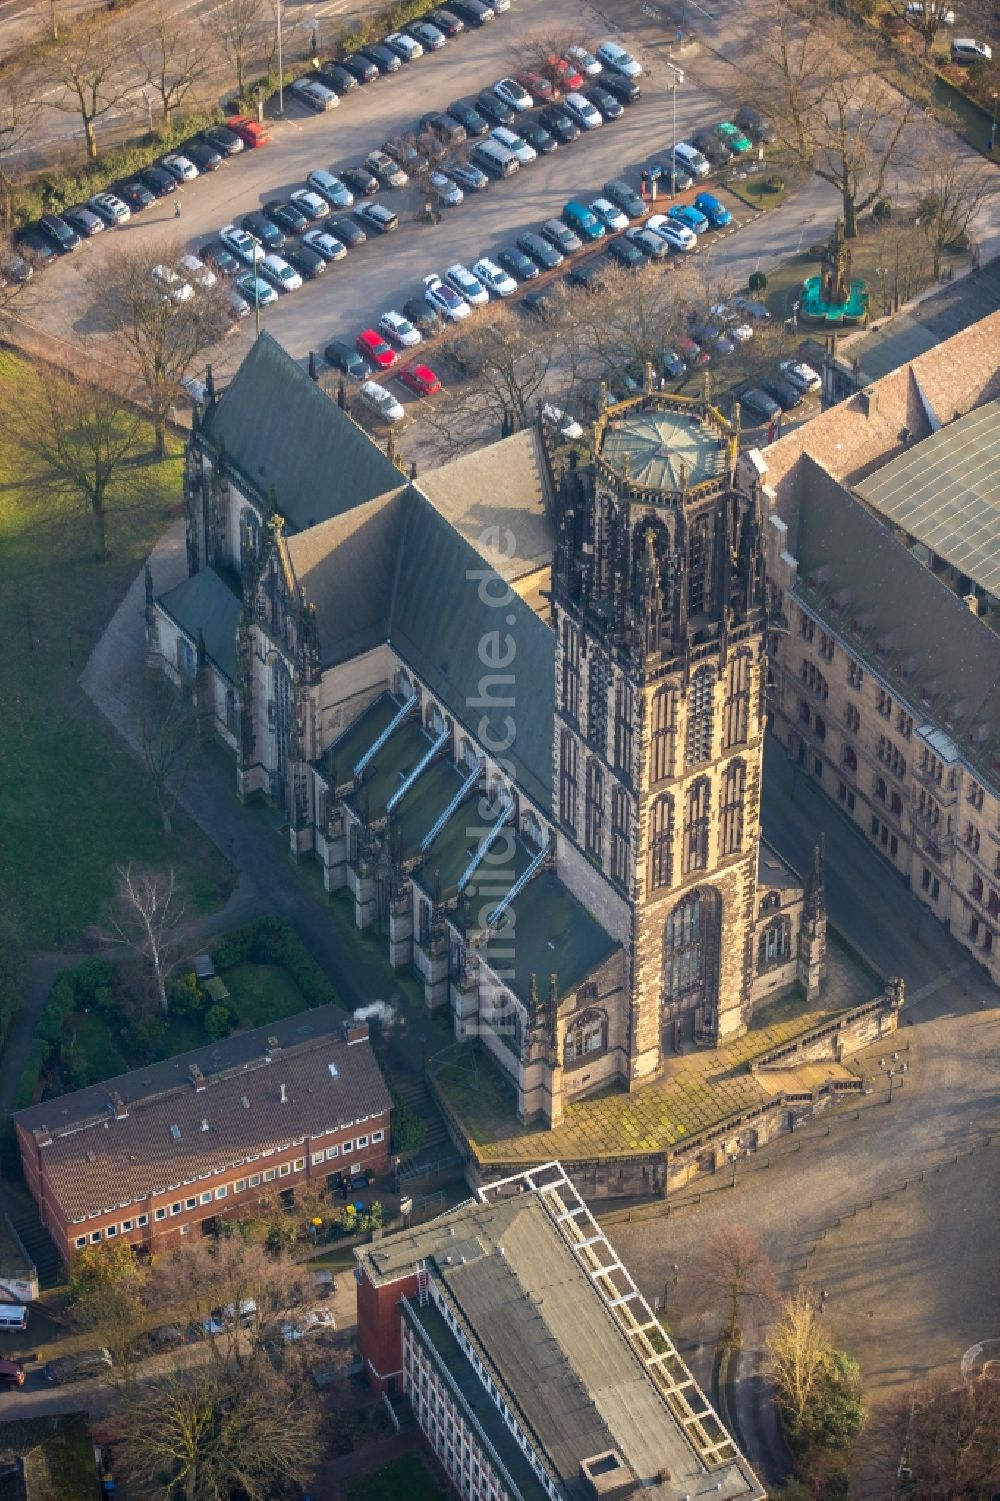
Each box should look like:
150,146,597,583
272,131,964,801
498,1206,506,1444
800,274,869,327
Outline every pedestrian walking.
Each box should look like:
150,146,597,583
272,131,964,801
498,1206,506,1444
174,200,182,219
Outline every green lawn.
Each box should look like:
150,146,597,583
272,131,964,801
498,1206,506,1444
1,1414,96,1501
223,960,307,1026
347,1456,448,1501
0,352,232,949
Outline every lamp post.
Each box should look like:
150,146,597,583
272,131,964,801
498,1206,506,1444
876,1051,907,1102
990,91,998,151
141,89,153,134
661,1264,680,1319
664,60,684,197
253,267,261,340
276,0,284,116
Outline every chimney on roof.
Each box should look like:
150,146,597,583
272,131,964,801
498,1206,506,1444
200,1119,210,1132
267,1035,281,1054
109,1092,127,1120
279,1083,288,1104
34,1126,51,1148
189,1064,206,1092
241,1096,251,1110
342,1020,369,1045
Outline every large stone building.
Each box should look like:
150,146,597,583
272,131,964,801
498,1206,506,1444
149,335,826,1130
355,1160,764,1500
761,310,1000,987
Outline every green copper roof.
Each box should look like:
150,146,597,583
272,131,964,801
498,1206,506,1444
484,869,618,1004
600,407,727,490
157,567,241,681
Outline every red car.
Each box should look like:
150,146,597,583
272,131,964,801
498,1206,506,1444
676,336,711,368
400,363,442,396
548,55,583,91
516,70,554,103
356,329,396,370
227,115,271,148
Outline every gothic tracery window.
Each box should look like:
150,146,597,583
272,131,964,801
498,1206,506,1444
723,651,751,750
664,893,706,1001
559,730,579,828
688,516,714,616
720,759,746,857
239,505,261,571
588,655,608,754
649,795,674,891
683,777,711,876
650,686,678,783
610,787,631,887
686,668,715,766
564,1010,606,1066
758,917,792,970
562,619,581,721
614,679,634,780
584,759,604,864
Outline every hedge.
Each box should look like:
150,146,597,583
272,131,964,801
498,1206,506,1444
212,917,339,1009
0,921,24,1059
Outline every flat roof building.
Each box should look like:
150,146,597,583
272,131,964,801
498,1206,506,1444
15,1007,392,1263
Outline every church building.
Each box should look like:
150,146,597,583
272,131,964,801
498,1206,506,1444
149,335,825,1127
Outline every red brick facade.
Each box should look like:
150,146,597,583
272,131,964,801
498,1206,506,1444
356,1265,420,1392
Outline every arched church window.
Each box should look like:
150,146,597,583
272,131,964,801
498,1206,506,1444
588,655,608,754
225,687,238,735
650,686,678,783
564,1011,606,1066
649,796,674,891
610,788,631,888
396,669,414,703
758,917,792,970
683,777,711,876
559,730,578,828
723,651,752,749
585,759,604,864
562,619,581,721
720,759,746,856
614,679,634,779
688,515,714,616
272,659,294,792
686,668,715,766
522,809,544,849
664,892,709,1001
239,506,261,572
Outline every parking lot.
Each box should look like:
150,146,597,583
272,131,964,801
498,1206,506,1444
27,0,777,403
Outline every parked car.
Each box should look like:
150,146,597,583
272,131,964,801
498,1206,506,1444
227,288,251,319
448,0,495,24
473,256,518,297
403,297,443,336
264,199,309,236
286,244,326,280
779,357,821,393
561,199,605,242
521,287,556,318
516,69,554,103
563,92,603,130
202,123,244,156
307,170,354,209
490,126,535,163
603,178,645,218
590,196,628,233
497,245,539,281
202,241,241,277
63,204,104,237
289,189,330,224
291,77,338,111
280,1308,335,1342
407,19,447,49
447,99,490,136
518,119,557,155
260,253,302,292
363,42,402,74
400,363,443,395
517,230,563,269
14,231,56,268
161,152,199,182
316,62,359,94
226,116,270,148
178,252,216,288
424,273,471,320
356,328,397,368
365,150,407,188
647,159,693,195
44,1348,113,1384
325,339,371,378
565,260,607,292
734,105,775,143
445,262,489,306
238,215,281,254
585,84,623,121
427,8,465,36
298,230,343,265
595,40,642,77
448,161,489,192
139,164,176,196
731,295,772,321
384,31,423,61
37,214,81,253
379,309,422,347
598,70,641,104
668,203,709,235
185,141,223,173
540,218,583,255
355,203,398,234
692,128,733,167
715,120,752,154
358,380,404,424
567,44,602,76
950,37,991,62
625,225,670,260
236,274,278,306
383,137,428,174
662,349,687,378
0,1360,24,1391
88,190,130,226
606,236,646,269
761,372,803,410
117,180,156,212
676,335,710,366
476,88,515,124
341,53,379,83
428,171,464,206
147,1324,188,1351
220,223,264,264
693,192,732,229
740,386,781,423
329,215,367,247
493,77,533,112
420,111,467,145
672,142,711,179
341,165,380,197
539,103,580,143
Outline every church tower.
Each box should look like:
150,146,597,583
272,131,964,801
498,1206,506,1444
551,388,768,1082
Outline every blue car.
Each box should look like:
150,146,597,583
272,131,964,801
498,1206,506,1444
692,192,732,229
668,203,709,235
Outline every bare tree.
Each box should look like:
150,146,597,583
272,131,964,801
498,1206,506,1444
766,1289,831,1433
96,239,230,457
2,361,144,561
138,9,215,124
207,0,271,100
869,216,931,313
506,30,601,88
682,1223,777,1347
116,1361,321,1501
125,669,198,834
99,864,186,1014
859,1374,1000,1500
734,9,917,236
883,0,955,53
916,142,996,277
43,16,137,162
0,77,39,229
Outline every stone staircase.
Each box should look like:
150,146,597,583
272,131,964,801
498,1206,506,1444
393,1076,455,1171
10,1211,62,1289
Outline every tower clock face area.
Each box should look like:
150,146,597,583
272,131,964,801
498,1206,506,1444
599,405,729,491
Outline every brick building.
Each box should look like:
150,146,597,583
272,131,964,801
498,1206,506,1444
355,1161,763,1501
14,1007,391,1264
757,311,1000,988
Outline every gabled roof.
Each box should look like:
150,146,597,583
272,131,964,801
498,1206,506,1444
200,333,403,534
157,567,241,682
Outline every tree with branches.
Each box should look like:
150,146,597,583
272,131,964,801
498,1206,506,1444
98,864,186,1014
505,30,602,89
207,0,271,100
858,1373,1000,1499
138,8,215,124
734,8,918,236
766,1289,832,1434
682,1222,777,1347
915,141,996,277
96,239,230,457
68,1239,148,1385
0,77,39,230
2,361,144,561
43,15,137,162
125,668,198,834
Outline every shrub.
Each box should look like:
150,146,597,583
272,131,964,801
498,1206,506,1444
14,1039,51,1110
214,917,337,1008
391,1097,427,1156
168,971,205,1019
748,270,768,292
872,198,893,223
204,1003,233,1040
762,175,784,193
73,959,115,1004
38,976,77,1046
124,1014,165,1061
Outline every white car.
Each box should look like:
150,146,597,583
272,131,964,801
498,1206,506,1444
292,77,339,111
260,253,303,292
303,229,346,261
473,257,518,298
385,31,423,60
493,77,533,112
490,126,536,164
88,190,130,225
590,197,628,233
161,153,198,182
151,264,194,303
542,403,584,441
445,263,489,307
424,273,471,321
359,380,405,423
646,214,697,252
906,1,955,21
595,40,642,78
779,357,822,393
379,309,422,347
567,45,603,77
220,224,264,265
289,189,330,222
280,1307,335,1342
563,93,603,130
428,171,463,207
178,253,217,288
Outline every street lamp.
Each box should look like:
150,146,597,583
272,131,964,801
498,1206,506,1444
664,60,684,197
990,91,998,151
276,0,284,116
661,1264,680,1319
141,89,153,134
876,1052,907,1102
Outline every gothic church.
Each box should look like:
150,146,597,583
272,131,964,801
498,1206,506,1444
150,335,825,1127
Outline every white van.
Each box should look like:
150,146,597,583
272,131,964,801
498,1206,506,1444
950,37,992,62
470,139,520,179
673,142,711,179
0,1304,28,1332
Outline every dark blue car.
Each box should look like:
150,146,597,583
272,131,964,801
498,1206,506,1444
693,192,733,229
